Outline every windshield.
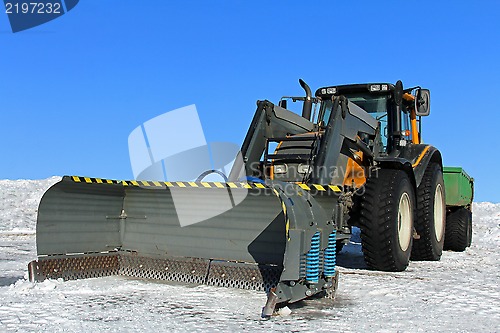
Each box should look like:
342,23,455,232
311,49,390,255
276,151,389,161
320,93,388,122
344,93,388,113
320,93,389,149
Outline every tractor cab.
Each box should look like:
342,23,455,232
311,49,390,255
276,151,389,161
315,82,430,154
316,84,394,151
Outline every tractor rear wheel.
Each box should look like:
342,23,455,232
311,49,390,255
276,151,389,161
444,207,472,251
359,169,415,272
411,163,446,261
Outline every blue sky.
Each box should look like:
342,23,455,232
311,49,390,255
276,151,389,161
0,1,499,202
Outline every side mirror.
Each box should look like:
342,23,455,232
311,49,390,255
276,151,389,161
415,89,430,116
278,99,287,109
394,80,403,106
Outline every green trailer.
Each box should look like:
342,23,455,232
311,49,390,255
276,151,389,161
443,166,474,251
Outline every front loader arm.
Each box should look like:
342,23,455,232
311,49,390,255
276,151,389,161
312,97,378,185
229,100,314,181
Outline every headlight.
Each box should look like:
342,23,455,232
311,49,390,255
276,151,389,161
298,164,311,174
273,164,288,174
321,87,337,95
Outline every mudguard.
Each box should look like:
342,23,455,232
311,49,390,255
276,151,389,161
376,144,442,188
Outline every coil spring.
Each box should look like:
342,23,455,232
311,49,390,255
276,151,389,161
323,231,336,278
305,232,320,283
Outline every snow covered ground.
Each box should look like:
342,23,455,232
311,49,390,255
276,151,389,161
0,178,498,332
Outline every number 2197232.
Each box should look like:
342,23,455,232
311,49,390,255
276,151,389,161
5,2,62,14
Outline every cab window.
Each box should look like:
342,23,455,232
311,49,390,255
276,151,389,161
319,93,390,149
344,93,389,149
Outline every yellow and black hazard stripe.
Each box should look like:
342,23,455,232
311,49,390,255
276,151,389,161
68,176,342,193
295,183,342,192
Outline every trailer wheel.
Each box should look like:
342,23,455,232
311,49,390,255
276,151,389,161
411,163,446,261
467,213,473,247
359,169,415,271
444,207,472,251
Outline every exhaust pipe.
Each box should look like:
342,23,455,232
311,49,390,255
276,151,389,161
299,79,312,121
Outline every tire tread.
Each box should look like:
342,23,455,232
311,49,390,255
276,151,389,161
411,163,445,261
444,208,472,252
358,169,413,272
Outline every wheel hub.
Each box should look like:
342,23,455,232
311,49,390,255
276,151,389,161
398,192,412,251
434,184,445,242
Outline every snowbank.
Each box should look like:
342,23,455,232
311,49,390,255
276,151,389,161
0,177,60,232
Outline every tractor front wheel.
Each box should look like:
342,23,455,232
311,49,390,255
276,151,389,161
359,169,415,272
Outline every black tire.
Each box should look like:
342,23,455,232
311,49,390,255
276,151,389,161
467,213,473,247
359,169,415,272
411,163,446,261
444,207,472,251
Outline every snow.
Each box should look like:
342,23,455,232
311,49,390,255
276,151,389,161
0,177,60,232
0,178,499,332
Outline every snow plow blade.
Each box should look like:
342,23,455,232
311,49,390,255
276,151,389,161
29,176,338,309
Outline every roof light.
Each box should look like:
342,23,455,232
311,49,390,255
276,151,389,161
326,87,337,94
321,88,327,94
381,84,388,91
369,84,381,92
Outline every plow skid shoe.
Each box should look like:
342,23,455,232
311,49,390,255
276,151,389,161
30,176,338,307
